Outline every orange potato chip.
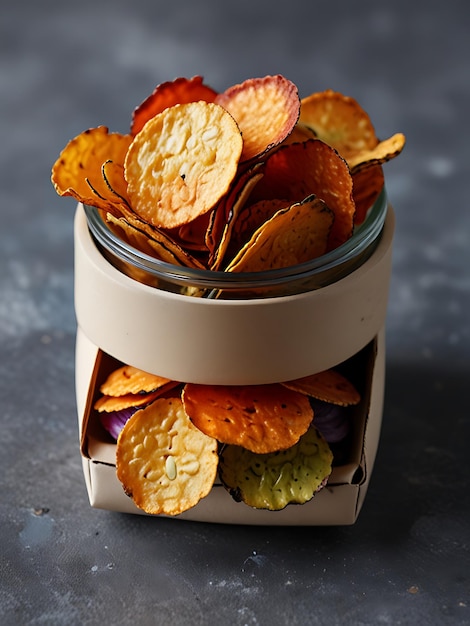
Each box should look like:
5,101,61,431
94,390,164,413
124,101,243,229
215,75,300,162
247,139,354,250
348,132,406,173
51,126,132,211
116,397,218,515
100,364,174,396
131,75,217,135
105,212,205,268
282,369,361,406
226,195,334,272
182,383,313,453
299,89,378,160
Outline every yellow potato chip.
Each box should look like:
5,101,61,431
215,75,300,162
282,369,361,406
248,139,355,250
131,75,217,136
51,126,132,211
348,133,406,173
99,364,174,396
225,195,334,273
182,383,313,453
299,89,378,160
125,101,243,229
116,397,218,515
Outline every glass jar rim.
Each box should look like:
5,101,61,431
84,187,387,291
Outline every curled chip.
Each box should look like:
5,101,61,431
116,397,218,515
226,195,334,272
99,365,174,396
215,75,300,162
348,132,406,173
51,126,132,212
218,426,333,510
283,368,361,406
125,101,243,229
182,383,313,454
248,139,355,250
105,212,205,268
299,89,378,160
131,75,217,136
352,163,385,225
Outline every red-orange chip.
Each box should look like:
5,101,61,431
215,75,300,162
182,383,314,453
352,163,385,225
124,101,243,229
248,139,355,250
131,75,218,135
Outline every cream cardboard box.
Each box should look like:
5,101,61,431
74,203,394,525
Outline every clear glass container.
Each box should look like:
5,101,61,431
83,187,388,298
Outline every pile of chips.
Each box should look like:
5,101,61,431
94,363,361,514
51,74,405,274
53,74,405,514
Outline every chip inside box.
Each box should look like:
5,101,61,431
76,328,385,525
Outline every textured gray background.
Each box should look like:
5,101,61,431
1,1,469,625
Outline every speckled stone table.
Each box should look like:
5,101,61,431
1,1,469,624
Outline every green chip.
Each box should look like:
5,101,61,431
218,426,333,510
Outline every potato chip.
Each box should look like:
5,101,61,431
225,195,334,273
231,198,295,252
218,426,333,510
207,162,264,270
215,75,300,162
348,133,406,173
105,211,205,269
352,163,385,225
182,383,313,454
116,397,218,515
101,159,131,208
299,89,378,160
94,390,164,413
124,101,243,229
100,364,174,396
282,369,361,406
51,126,132,211
131,75,217,135
248,139,355,250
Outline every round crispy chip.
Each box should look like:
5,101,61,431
131,75,217,135
248,139,355,251
215,75,300,162
94,390,164,413
218,426,333,510
51,126,132,211
182,383,313,454
116,397,218,515
299,89,378,160
282,369,361,406
124,101,243,229
99,365,174,396
226,195,333,273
